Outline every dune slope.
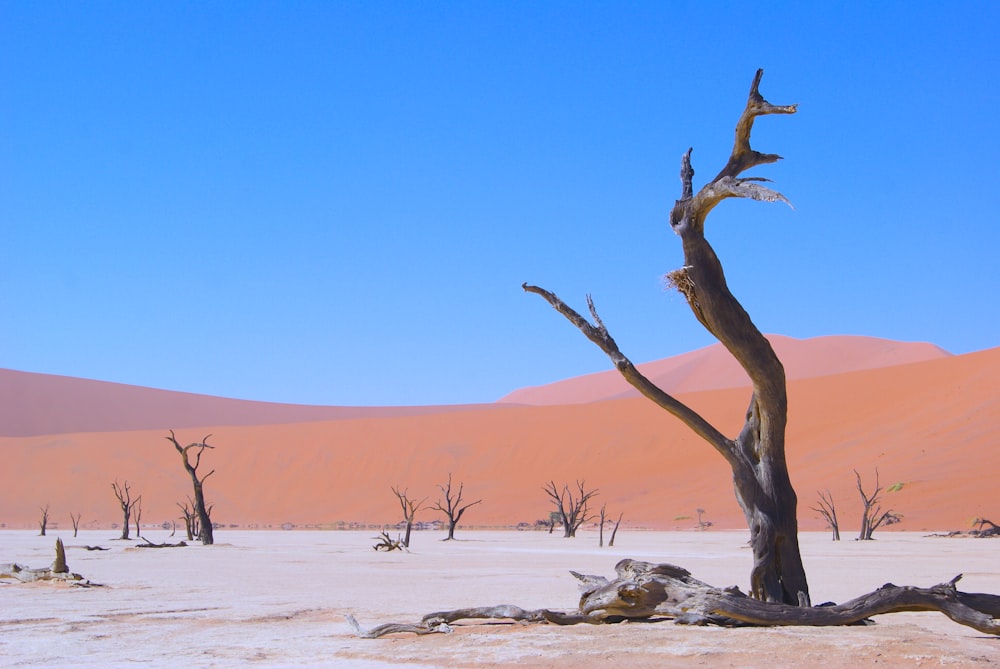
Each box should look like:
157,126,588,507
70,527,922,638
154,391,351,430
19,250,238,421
2,345,995,534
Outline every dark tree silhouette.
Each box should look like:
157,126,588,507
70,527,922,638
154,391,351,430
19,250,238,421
543,481,598,538
111,480,140,540
70,512,82,538
431,473,482,541
811,489,840,541
166,431,215,545
38,504,50,536
391,486,426,548
525,69,807,605
598,504,624,547
177,498,198,541
855,469,899,540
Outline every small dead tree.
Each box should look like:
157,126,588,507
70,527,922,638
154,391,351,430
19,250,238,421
811,489,840,541
70,512,82,538
133,496,143,539
391,486,426,548
167,431,215,545
38,504,50,536
696,508,713,530
432,473,482,541
598,505,624,547
855,469,898,540
544,481,598,538
111,480,140,540
177,499,197,541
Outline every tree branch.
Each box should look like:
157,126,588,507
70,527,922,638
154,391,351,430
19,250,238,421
523,283,737,466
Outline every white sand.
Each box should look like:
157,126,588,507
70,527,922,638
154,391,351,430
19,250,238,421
2,530,998,667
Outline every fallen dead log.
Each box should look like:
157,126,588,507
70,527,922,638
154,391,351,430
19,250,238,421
372,531,406,552
0,539,100,587
348,559,1000,638
135,537,188,548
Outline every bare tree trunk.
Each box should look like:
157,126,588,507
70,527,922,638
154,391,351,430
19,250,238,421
133,497,142,539
167,431,215,545
111,481,138,541
38,504,49,536
432,473,481,541
811,490,840,541
855,469,900,540
599,505,607,547
608,512,623,547
70,512,82,538
392,486,426,549
525,70,808,605
543,481,598,538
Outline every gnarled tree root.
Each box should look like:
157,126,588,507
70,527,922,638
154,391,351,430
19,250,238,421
348,559,1000,638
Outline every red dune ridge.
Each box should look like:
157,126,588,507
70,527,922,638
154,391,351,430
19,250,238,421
1,335,996,535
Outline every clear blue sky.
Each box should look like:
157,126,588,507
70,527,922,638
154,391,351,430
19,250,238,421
2,2,998,406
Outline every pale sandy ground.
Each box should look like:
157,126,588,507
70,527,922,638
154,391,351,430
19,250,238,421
1,530,998,668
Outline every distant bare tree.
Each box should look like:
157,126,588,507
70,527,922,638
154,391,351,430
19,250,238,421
38,504,50,536
598,504,624,547
432,473,482,541
111,480,140,540
177,499,196,541
696,508,713,531
544,481,598,538
391,486,426,548
167,431,215,545
855,470,900,540
811,489,840,541
133,496,143,539
70,512,82,538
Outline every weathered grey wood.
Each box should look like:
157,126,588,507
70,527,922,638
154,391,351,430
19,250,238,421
349,560,1000,638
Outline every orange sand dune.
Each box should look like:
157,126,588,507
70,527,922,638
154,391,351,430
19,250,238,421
499,334,950,405
0,368,499,438
2,344,996,534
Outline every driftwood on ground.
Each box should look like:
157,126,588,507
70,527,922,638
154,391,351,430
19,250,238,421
0,539,100,587
372,531,407,552
135,537,188,548
348,559,1000,638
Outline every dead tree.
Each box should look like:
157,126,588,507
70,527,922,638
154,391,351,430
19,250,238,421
391,486,426,548
133,496,143,539
111,480,140,540
177,499,197,541
38,504,49,536
855,469,898,540
544,481,598,538
696,508,713,530
432,473,482,541
811,490,840,541
167,431,215,545
598,505,624,547
349,70,1000,639
525,69,808,604
70,512,82,538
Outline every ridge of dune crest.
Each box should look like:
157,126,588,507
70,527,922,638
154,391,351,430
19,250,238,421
0,368,498,438
498,334,951,406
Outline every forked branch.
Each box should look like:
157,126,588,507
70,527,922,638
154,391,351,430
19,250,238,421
522,283,735,466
